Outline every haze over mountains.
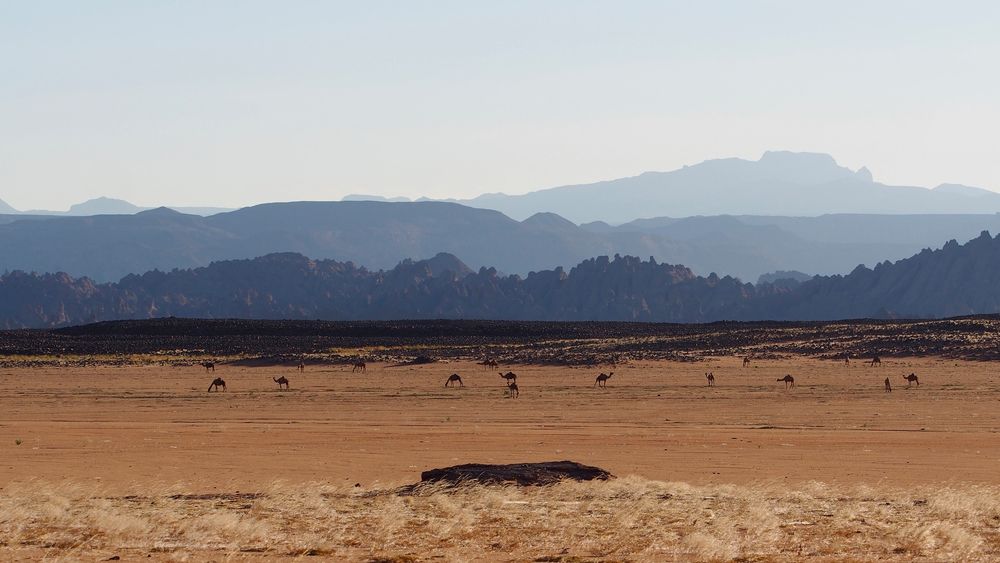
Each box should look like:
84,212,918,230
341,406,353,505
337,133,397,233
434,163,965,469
450,151,1000,223
4,201,1000,284
0,196,230,217
4,230,1000,329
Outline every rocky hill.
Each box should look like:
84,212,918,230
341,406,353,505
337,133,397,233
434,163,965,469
5,231,1000,328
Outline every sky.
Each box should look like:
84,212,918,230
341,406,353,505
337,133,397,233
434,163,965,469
2,1,1000,211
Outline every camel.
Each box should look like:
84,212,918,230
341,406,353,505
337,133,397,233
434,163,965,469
884,377,892,393
274,376,289,390
207,377,226,392
499,371,517,384
482,359,498,370
777,374,795,389
844,356,851,366
705,372,715,387
352,361,367,373
870,355,881,367
297,362,305,373
507,381,519,399
594,372,614,388
445,374,464,387
903,373,919,387
201,361,215,372
742,356,751,368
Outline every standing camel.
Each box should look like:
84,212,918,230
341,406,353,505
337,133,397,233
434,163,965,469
445,374,464,387
844,355,851,366
273,376,289,390
742,356,751,368
884,377,892,393
705,372,715,387
870,355,881,367
482,359,498,370
507,382,519,398
201,361,216,372
352,361,367,373
297,362,305,373
777,374,795,389
207,377,226,392
594,372,614,388
499,371,517,385
903,373,919,387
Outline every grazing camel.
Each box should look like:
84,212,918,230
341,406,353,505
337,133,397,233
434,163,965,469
445,374,464,387
207,377,226,392
870,355,881,367
499,371,517,384
352,361,367,373
742,356,751,368
777,374,795,389
273,376,289,390
884,377,892,393
705,372,716,387
594,372,614,388
903,373,919,387
507,381,519,399
201,361,215,372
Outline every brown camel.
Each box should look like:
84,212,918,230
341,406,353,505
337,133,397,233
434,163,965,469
884,377,892,393
499,371,517,384
903,373,919,387
352,361,367,373
705,372,715,387
297,362,305,373
777,374,794,389
201,361,215,372
207,377,226,392
274,376,289,390
742,356,751,368
844,355,851,366
507,381,519,399
870,355,881,367
445,374,464,387
594,372,614,388
482,359,499,370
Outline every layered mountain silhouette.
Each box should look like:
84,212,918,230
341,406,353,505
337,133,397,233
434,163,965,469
449,151,1000,223
0,196,230,217
4,200,1000,283
3,232,1000,328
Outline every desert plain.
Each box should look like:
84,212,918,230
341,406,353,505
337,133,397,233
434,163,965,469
1,351,999,561
2,318,1000,561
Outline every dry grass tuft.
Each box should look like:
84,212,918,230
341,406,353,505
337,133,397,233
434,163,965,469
0,477,997,560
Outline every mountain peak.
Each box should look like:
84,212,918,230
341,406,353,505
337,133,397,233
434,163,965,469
756,151,862,185
0,197,18,214
67,197,144,216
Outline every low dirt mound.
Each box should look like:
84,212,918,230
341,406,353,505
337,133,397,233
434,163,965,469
420,461,613,486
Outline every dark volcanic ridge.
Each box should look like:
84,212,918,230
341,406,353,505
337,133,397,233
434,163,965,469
3,316,1000,367
4,230,1000,328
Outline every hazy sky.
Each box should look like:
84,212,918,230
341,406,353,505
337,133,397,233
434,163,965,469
3,1,1000,210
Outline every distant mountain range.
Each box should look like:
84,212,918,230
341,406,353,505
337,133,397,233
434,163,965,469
3,231,1000,328
0,196,231,217
360,151,998,223
4,200,1000,284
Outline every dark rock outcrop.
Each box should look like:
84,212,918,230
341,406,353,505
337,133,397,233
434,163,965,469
420,461,614,486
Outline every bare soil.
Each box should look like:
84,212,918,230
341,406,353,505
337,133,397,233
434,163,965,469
1,356,998,560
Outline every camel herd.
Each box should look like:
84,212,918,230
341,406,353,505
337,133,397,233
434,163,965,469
200,354,923,396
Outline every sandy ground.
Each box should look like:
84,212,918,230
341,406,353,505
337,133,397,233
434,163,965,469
2,356,998,491
1,356,999,560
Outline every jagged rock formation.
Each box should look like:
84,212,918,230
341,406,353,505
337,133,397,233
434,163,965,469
3,232,1000,328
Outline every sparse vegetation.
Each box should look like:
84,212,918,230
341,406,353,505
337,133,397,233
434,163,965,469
0,478,996,560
